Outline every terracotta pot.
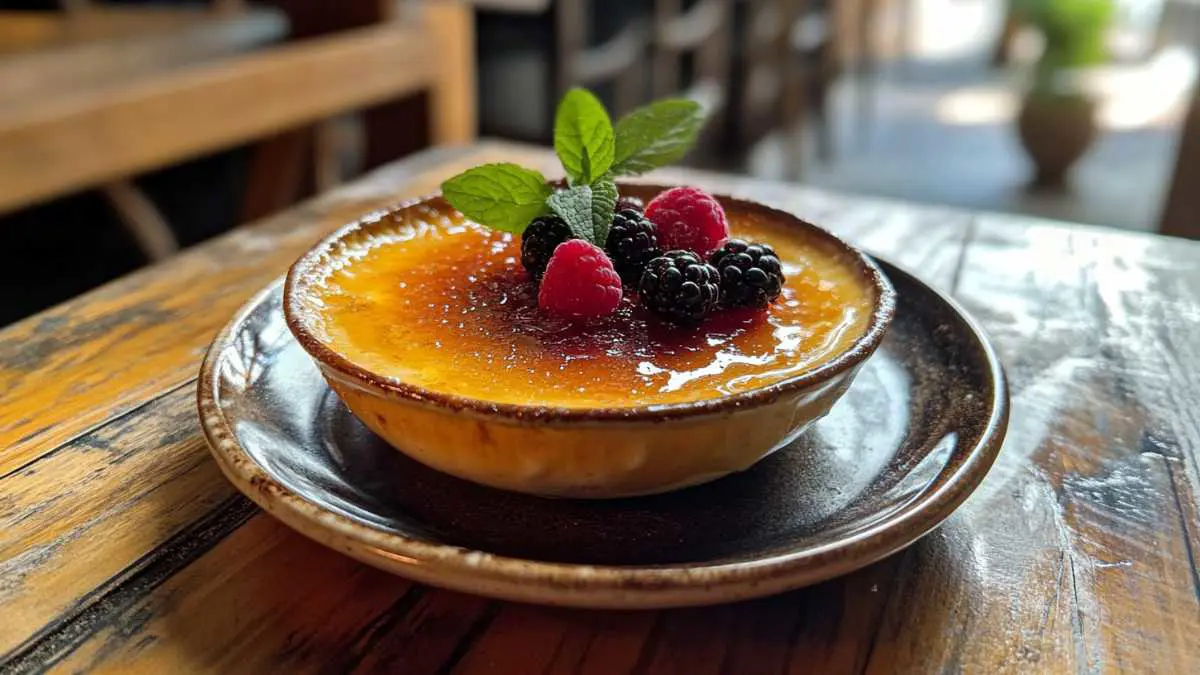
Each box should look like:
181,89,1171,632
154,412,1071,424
1016,93,1098,190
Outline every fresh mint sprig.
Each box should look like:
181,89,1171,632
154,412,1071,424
547,185,595,242
440,163,553,233
588,177,618,244
612,99,706,176
441,89,706,247
554,88,614,186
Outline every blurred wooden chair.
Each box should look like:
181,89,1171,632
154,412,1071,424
0,0,474,260
722,0,792,163
650,0,731,164
0,0,286,259
793,0,841,162
477,0,651,143
1159,87,1199,239
651,0,729,108
721,0,840,176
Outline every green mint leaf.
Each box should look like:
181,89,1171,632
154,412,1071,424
547,185,596,244
611,99,705,176
590,178,617,246
554,88,615,185
441,163,552,233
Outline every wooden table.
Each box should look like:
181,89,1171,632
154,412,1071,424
2,142,1198,673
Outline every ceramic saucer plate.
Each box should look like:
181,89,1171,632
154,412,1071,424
197,259,1008,609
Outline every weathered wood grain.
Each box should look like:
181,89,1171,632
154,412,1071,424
0,385,232,656
0,144,522,475
3,143,1199,674
861,219,1200,673
30,517,493,675
13,521,904,675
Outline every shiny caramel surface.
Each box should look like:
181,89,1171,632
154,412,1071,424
298,200,873,408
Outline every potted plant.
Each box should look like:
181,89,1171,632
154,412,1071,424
1014,0,1114,189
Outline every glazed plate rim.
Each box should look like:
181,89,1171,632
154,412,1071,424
197,258,1009,609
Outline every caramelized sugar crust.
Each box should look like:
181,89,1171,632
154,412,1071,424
299,201,873,408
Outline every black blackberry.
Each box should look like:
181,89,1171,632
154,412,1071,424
710,239,785,308
521,215,573,279
604,207,661,286
638,250,721,324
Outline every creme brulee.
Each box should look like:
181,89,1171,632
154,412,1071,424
298,200,872,408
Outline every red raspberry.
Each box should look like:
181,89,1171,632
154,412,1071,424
538,240,623,319
644,186,729,258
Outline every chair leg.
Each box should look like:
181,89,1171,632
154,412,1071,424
212,0,247,13
991,3,1020,68
426,1,476,145
314,118,345,193
240,127,313,223
813,86,834,163
782,54,807,181
856,0,879,152
814,32,840,164
896,0,915,67
782,121,805,183
1159,91,1200,238
101,181,179,262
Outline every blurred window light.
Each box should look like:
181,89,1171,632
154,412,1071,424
935,87,1019,126
1096,46,1198,129
935,47,1197,131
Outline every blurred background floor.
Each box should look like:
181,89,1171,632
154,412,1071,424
746,0,1195,231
